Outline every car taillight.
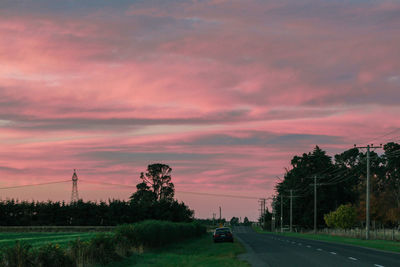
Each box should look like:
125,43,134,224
215,234,220,237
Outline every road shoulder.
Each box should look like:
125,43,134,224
235,234,269,267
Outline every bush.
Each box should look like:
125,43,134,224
69,238,90,267
324,210,337,228
35,243,74,267
113,234,132,257
0,241,35,267
114,224,137,246
87,233,120,265
324,204,357,229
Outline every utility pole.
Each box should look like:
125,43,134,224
314,175,317,234
259,199,262,225
354,144,382,240
219,206,222,226
213,213,216,226
271,197,276,232
286,190,301,232
308,175,325,234
263,199,266,216
280,195,283,233
258,198,266,227
290,190,293,232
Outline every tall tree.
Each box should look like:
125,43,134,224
130,163,175,202
230,217,239,226
275,146,336,228
378,142,400,225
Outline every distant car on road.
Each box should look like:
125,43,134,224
213,227,234,243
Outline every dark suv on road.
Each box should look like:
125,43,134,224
213,227,234,243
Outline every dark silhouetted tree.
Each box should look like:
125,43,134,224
131,163,174,202
230,217,239,226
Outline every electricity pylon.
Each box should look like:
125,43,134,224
71,169,79,202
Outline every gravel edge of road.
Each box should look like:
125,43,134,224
235,234,269,267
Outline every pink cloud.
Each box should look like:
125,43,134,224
1,0,400,219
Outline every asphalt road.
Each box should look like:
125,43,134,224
233,226,400,267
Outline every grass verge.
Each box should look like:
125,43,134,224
102,234,250,267
253,226,400,253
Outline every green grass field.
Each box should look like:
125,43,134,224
254,226,400,253
0,232,97,248
103,234,250,267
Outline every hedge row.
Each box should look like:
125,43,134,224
0,234,120,267
115,220,206,248
0,221,206,267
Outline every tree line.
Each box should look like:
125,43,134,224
0,164,194,226
272,142,400,229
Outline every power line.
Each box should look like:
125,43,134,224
321,165,364,185
306,146,400,186
80,180,136,188
80,180,263,200
177,190,261,200
0,180,70,190
0,178,265,200
362,128,400,145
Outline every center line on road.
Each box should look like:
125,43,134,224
348,257,357,261
330,252,337,255
374,264,384,267
317,248,322,251
306,245,311,248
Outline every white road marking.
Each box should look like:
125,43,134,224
374,265,384,267
306,245,311,248
348,257,357,261
298,243,302,245
330,252,337,255
317,248,323,251
292,242,296,244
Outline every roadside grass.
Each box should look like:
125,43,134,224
102,234,250,267
253,226,400,253
0,232,97,248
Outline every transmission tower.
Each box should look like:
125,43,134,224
71,169,79,202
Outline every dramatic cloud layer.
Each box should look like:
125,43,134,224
1,0,399,220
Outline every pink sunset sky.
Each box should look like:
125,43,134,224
1,0,400,221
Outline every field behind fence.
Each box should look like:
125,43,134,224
310,228,400,241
